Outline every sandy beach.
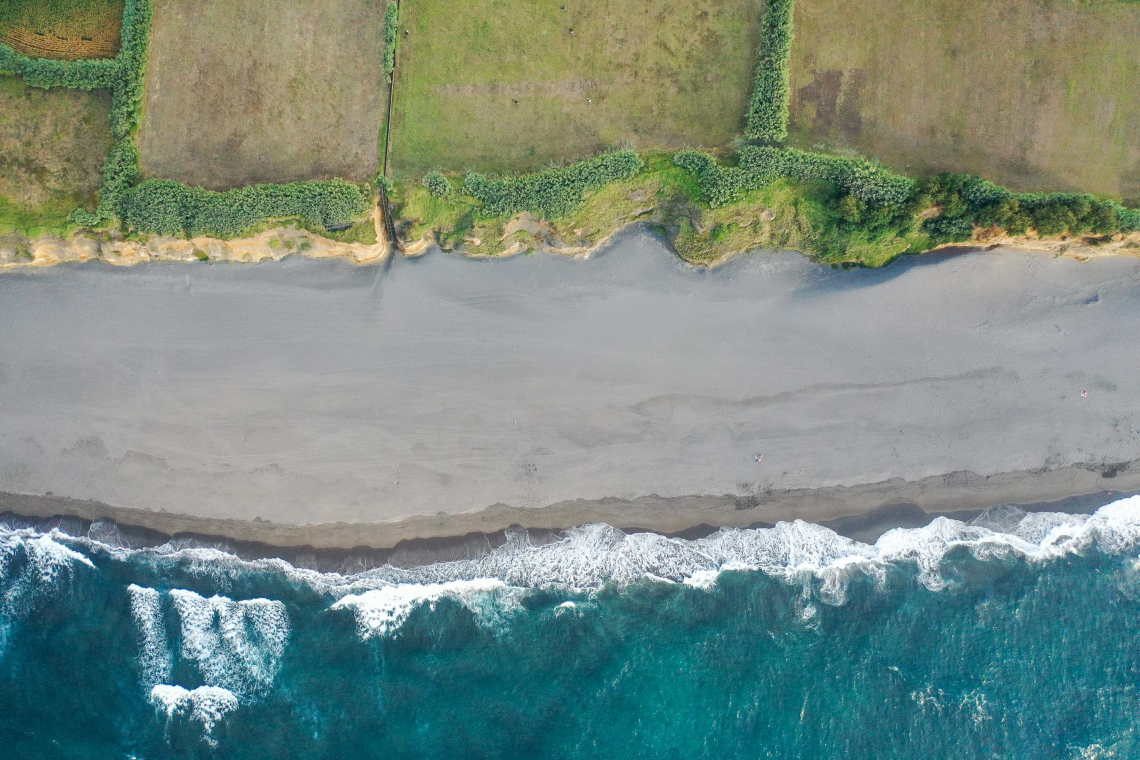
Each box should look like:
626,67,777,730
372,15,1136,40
2,230,1139,548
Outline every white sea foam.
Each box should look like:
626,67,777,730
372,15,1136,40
10,495,1140,643
150,684,239,746
0,529,95,653
168,589,291,697
128,584,172,688
331,578,512,639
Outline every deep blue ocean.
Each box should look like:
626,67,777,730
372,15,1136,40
4,497,1140,759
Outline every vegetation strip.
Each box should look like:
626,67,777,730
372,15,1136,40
463,151,644,218
745,0,793,142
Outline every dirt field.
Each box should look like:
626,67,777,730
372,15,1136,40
388,0,765,176
0,0,123,60
0,76,112,232
788,0,1140,203
138,0,389,190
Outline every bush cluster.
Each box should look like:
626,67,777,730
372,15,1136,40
916,173,1139,240
1,0,151,227
676,147,913,208
120,178,371,237
422,171,452,198
464,151,644,218
676,148,1140,242
383,4,399,83
745,0,794,143
672,150,765,208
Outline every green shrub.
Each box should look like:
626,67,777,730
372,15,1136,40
917,173,1135,239
0,0,151,226
422,171,452,198
676,147,913,207
383,3,398,83
745,0,794,142
672,151,763,208
464,151,644,218
121,178,371,237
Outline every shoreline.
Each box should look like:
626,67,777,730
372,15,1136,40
3,217,1139,272
4,457,1136,563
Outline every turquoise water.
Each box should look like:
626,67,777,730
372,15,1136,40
4,498,1140,758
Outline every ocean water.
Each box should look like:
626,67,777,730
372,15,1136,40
4,499,1140,758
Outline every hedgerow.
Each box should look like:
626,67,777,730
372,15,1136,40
1,0,151,227
121,179,371,237
676,149,1139,241
422,171,452,198
675,147,913,207
745,0,794,143
464,151,644,218
383,3,398,83
916,174,1139,240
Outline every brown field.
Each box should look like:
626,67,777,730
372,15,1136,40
0,0,123,60
788,0,1140,202
137,0,389,190
388,0,765,176
0,75,112,232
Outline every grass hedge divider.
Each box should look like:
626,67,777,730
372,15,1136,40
0,0,151,226
675,147,914,207
464,150,644,218
744,0,794,143
121,178,372,238
383,3,398,83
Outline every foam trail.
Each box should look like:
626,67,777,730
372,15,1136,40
169,590,290,697
150,684,239,746
128,584,172,688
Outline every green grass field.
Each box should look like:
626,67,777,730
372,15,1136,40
388,0,765,176
0,0,123,59
0,75,112,235
788,0,1140,203
138,0,390,190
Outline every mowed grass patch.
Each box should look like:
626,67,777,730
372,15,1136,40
0,0,123,60
389,0,765,175
0,75,112,235
788,0,1140,202
138,0,390,190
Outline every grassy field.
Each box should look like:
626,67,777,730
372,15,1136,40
388,0,765,176
0,75,112,235
138,0,390,190
788,0,1140,203
0,0,123,60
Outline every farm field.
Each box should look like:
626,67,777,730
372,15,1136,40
388,0,765,176
0,0,123,60
0,76,112,234
137,0,390,190
787,0,1140,203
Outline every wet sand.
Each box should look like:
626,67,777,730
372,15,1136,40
2,230,1140,547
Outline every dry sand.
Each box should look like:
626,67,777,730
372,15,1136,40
2,230,1139,548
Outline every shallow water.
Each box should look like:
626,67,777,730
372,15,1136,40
4,497,1140,758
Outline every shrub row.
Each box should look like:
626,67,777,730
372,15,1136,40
676,149,1139,240
675,147,913,207
464,151,644,218
383,3,398,83
916,173,1140,239
120,179,372,238
744,0,794,143
1,0,151,226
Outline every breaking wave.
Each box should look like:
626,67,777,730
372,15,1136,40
0,529,94,654
150,684,240,747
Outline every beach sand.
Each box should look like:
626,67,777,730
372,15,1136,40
2,229,1139,548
